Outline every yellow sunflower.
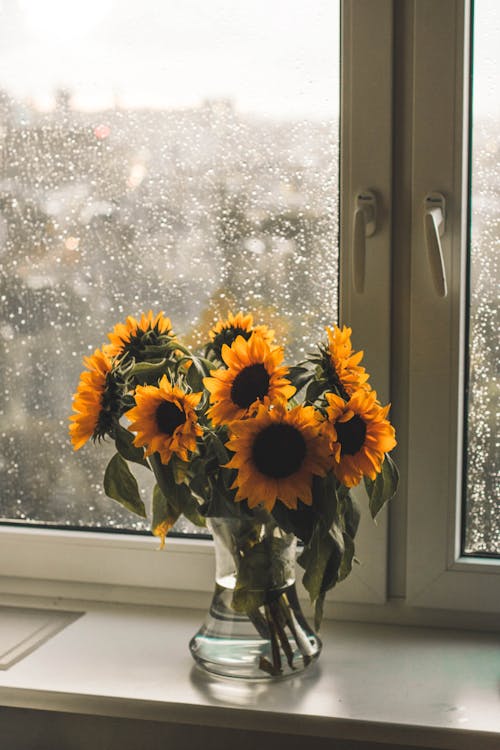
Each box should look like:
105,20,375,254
225,401,331,512
105,310,175,360
324,389,396,488
203,334,296,426
323,325,370,397
208,310,275,360
69,348,114,450
125,375,202,464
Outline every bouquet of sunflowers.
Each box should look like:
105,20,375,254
70,311,398,638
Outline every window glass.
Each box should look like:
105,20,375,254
0,0,340,530
463,0,499,555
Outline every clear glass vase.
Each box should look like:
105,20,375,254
189,513,322,680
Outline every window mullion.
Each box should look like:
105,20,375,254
339,0,394,603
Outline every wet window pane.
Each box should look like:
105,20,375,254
0,1,340,531
463,0,500,556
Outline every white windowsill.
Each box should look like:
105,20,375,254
0,597,498,750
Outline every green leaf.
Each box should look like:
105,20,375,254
170,341,191,357
103,453,146,518
149,456,206,535
287,365,313,394
206,431,230,465
150,455,191,512
298,532,331,604
232,587,267,614
322,522,345,591
305,378,328,404
114,424,149,467
130,358,169,385
170,454,190,484
339,490,360,539
271,500,316,544
151,483,182,545
232,537,289,614
270,473,339,545
185,355,208,392
314,592,326,632
199,477,250,519
311,473,339,531
364,453,399,519
140,343,176,358
298,522,344,604
198,356,217,372
188,464,209,503
182,497,207,528
338,532,355,582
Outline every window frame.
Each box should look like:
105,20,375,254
399,0,500,613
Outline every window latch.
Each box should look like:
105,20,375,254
352,190,377,294
424,192,447,298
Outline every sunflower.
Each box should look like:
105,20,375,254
125,375,202,464
324,389,396,488
225,401,330,512
319,325,370,398
105,310,175,360
69,348,116,450
203,334,295,426
207,311,275,361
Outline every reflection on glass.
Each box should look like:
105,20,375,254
0,1,340,530
464,0,499,555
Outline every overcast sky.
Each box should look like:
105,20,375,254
0,0,340,119
0,0,497,120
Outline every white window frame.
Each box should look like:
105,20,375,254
401,0,500,613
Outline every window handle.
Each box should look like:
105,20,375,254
352,191,376,293
424,192,447,298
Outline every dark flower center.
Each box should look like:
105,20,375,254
156,400,186,435
335,414,366,455
252,423,307,479
231,364,270,409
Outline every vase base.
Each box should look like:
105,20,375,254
189,583,321,680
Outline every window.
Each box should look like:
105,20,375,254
1,1,497,621
0,0,393,607
401,0,499,614
0,0,341,533
463,0,499,557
